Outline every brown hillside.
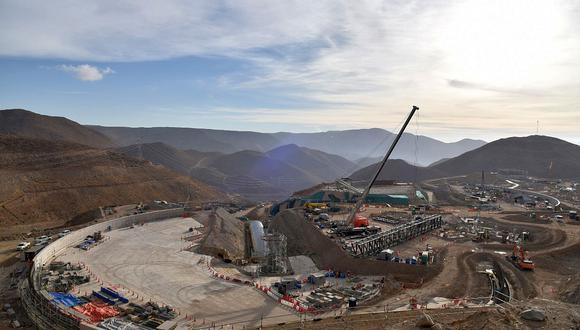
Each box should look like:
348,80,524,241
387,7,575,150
432,135,580,179
350,135,580,182
349,159,444,182
0,135,224,231
0,109,114,148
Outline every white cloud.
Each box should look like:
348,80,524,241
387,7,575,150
1,1,580,140
57,64,114,81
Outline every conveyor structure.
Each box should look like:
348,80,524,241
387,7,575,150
348,214,443,256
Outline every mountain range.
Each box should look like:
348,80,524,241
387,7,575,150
117,142,357,199
88,125,486,166
2,108,579,222
350,135,580,182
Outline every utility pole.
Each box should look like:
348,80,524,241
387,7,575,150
346,106,419,224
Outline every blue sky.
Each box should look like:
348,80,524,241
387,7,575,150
0,57,324,132
1,1,580,144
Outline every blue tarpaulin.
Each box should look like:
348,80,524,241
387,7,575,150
50,292,83,307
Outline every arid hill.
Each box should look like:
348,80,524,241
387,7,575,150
432,135,580,179
0,135,224,231
117,142,209,176
89,124,486,166
0,109,114,148
265,144,356,181
349,159,445,182
117,142,358,200
350,135,580,182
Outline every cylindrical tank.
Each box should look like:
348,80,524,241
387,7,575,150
249,221,266,257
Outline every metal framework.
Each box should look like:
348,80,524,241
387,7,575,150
261,232,288,274
348,215,443,256
19,275,81,330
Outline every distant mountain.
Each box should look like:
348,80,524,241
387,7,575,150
428,158,450,167
88,125,279,154
0,109,114,148
355,156,382,169
116,142,360,200
0,135,224,229
88,125,486,166
272,130,487,166
349,159,445,182
116,142,217,176
350,135,580,182
432,135,580,179
266,144,357,181
207,150,321,193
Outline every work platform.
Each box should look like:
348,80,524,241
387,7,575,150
348,215,443,256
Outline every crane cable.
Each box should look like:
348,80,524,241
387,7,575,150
414,109,420,186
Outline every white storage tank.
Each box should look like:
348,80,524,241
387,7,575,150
249,221,267,257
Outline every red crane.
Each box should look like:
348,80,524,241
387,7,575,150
346,106,419,227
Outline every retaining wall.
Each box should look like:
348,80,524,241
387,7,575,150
21,208,185,330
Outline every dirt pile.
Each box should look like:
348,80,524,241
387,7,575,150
199,207,245,261
534,243,580,276
269,209,442,283
0,135,224,234
559,274,580,304
449,309,524,329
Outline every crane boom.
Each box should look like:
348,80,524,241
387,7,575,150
346,105,419,225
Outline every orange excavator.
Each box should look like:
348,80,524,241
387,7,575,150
510,242,535,271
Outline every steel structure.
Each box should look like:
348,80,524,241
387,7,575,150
261,232,288,274
348,215,443,256
346,106,419,225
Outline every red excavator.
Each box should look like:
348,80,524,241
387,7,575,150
510,242,535,271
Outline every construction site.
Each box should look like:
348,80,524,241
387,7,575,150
6,107,580,330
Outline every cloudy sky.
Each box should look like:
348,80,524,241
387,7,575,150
1,0,580,143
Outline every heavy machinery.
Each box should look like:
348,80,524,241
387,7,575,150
509,242,535,271
345,105,419,228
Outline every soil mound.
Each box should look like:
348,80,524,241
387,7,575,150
199,208,245,261
269,209,441,283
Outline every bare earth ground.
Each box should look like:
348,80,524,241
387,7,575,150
55,216,299,328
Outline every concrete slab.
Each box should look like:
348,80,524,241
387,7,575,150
56,217,299,328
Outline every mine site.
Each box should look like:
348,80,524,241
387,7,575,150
2,2,580,330
2,106,580,330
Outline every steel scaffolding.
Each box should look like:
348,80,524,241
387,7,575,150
261,232,288,275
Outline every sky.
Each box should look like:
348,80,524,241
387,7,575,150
1,0,580,144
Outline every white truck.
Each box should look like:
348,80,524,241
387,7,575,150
16,242,31,251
